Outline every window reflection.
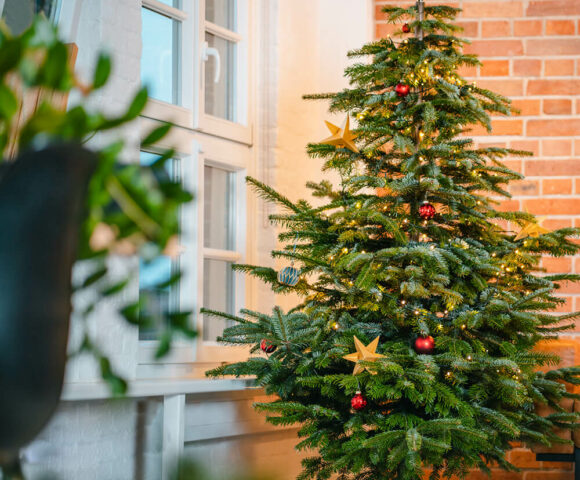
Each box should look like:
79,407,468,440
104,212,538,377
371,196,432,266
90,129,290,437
204,32,236,121
138,152,177,340
204,165,235,250
203,258,235,341
2,0,61,34
141,8,180,105
205,0,236,31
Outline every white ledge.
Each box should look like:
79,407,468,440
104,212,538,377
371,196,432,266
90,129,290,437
61,378,256,401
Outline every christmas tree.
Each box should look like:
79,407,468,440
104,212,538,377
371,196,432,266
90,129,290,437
206,2,580,479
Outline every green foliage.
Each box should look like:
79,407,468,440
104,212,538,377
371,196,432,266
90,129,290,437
207,3,580,479
174,460,276,480
0,18,195,393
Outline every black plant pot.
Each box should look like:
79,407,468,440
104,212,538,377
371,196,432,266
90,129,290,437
0,144,96,469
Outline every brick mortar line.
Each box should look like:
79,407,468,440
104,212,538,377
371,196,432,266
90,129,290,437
491,116,580,119
472,136,579,139
468,36,580,39
375,19,580,22
473,57,579,60
376,18,580,28
513,215,580,220
461,17,580,21
376,20,580,26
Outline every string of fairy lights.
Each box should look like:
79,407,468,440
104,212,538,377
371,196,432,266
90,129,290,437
294,197,538,382
265,16,545,390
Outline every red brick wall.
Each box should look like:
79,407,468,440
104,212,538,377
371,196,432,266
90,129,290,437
375,1,580,478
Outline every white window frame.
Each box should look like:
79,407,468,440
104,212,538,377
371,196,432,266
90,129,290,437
135,131,252,377
194,136,250,364
141,0,195,129
50,0,271,390
141,0,252,145
136,139,199,379
56,0,82,41
137,0,256,377
195,0,252,144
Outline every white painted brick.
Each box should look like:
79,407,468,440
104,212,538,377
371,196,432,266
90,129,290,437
21,1,372,479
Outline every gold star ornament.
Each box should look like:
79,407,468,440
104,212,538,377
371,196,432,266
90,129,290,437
514,217,550,241
320,116,359,153
343,336,385,375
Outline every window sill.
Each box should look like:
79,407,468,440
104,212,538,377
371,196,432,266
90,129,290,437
197,114,253,146
142,99,193,130
61,377,256,401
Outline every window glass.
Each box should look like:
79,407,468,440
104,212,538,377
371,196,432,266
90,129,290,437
141,7,180,105
203,258,235,341
205,0,236,31
204,165,235,250
2,0,61,34
139,152,177,340
139,256,173,340
204,32,236,121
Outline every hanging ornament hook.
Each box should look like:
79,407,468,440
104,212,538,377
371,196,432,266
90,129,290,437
291,235,298,265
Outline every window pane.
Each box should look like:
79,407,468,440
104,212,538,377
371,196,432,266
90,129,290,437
139,257,173,340
140,151,174,178
141,7,180,105
2,0,61,34
203,259,235,341
139,152,177,341
204,32,236,121
205,0,236,31
204,165,235,250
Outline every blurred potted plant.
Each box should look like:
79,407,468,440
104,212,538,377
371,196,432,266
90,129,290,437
0,17,194,477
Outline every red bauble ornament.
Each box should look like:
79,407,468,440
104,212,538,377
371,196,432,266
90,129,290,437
419,201,436,220
402,23,411,33
414,336,435,354
351,391,367,411
395,83,410,97
260,339,277,353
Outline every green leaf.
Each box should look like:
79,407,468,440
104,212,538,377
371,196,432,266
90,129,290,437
0,39,22,76
99,356,113,377
141,123,172,147
107,375,128,396
0,84,18,119
124,87,148,120
93,52,112,89
81,266,108,288
151,149,176,170
155,272,182,290
25,16,58,48
101,278,130,296
120,302,141,325
167,311,196,338
99,357,127,395
40,42,69,88
155,330,173,359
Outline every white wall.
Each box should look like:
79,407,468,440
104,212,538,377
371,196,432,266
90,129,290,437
19,1,373,479
63,0,143,385
273,0,373,311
